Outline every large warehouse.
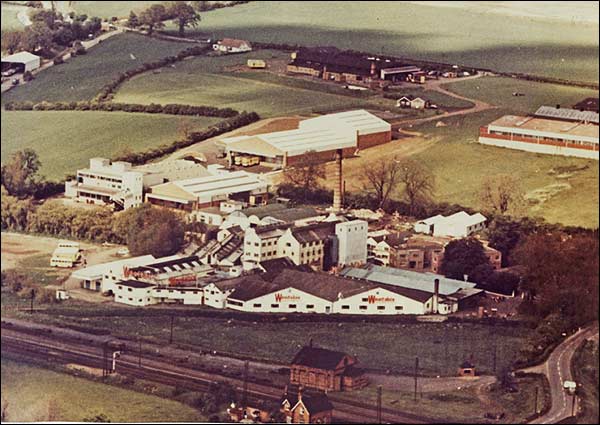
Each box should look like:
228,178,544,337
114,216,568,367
1,51,41,73
220,110,392,167
479,106,599,160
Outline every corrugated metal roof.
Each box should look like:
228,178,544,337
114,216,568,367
535,106,599,124
339,265,476,296
1,51,40,63
299,109,391,136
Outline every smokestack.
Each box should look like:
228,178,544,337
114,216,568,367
332,149,343,212
433,278,439,314
298,386,303,403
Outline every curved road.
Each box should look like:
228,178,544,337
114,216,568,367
524,323,599,424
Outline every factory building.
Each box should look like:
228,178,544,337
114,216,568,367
71,255,159,292
219,110,391,168
335,220,368,267
145,167,269,212
479,106,599,160
65,158,164,210
414,211,487,238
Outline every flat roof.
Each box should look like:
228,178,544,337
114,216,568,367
489,115,599,140
1,51,40,63
534,106,599,125
118,280,155,289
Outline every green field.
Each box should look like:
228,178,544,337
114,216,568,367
163,1,599,83
1,111,221,180
113,50,401,117
442,76,599,113
407,109,599,228
70,1,166,18
1,3,27,35
1,33,190,104
1,358,204,422
572,339,599,424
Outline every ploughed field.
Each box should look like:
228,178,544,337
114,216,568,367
1,33,192,104
0,358,205,422
0,111,221,180
162,1,599,83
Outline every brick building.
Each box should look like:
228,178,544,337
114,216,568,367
281,385,334,424
290,344,368,392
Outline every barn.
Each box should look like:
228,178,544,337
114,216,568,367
1,51,41,74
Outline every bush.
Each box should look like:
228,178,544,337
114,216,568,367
53,56,64,65
23,71,34,82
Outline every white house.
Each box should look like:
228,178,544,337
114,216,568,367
212,38,252,53
396,96,427,109
414,211,487,238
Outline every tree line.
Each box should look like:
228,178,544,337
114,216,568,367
94,43,210,102
4,100,239,118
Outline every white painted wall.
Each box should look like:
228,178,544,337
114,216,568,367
333,287,432,315
114,284,157,306
227,287,332,314
336,220,368,267
479,137,599,160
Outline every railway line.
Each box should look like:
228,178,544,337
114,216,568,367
1,329,437,424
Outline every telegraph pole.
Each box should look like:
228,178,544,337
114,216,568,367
138,336,142,368
492,328,498,373
169,314,175,344
571,394,576,417
533,386,538,415
102,342,108,378
30,289,35,314
414,357,419,401
242,360,249,407
377,385,382,424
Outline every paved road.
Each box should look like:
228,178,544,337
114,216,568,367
525,324,599,424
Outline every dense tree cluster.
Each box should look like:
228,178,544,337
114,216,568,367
113,204,184,257
440,237,491,281
282,151,327,201
4,100,238,118
1,10,102,57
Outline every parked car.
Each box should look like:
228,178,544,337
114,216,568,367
11,78,19,85
1,68,17,77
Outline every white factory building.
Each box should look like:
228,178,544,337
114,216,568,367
219,110,392,168
335,220,368,267
479,106,599,160
146,166,269,212
1,51,41,73
65,158,164,210
414,211,487,238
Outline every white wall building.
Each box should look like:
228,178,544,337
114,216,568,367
65,158,163,210
71,255,158,292
212,38,252,53
332,286,433,315
335,220,368,267
414,211,486,238
1,51,41,72
113,280,157,306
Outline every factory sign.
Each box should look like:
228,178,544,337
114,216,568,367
367,295,395,304
274,293,301,302
169,274,197,286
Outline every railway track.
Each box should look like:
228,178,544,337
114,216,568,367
1,330,437,424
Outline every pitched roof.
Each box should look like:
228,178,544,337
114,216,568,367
1,51,40,63
291,221,336,244
282,387,334,414
272,269,372,301
534,105,599,125
227,275,279,301
218,38,250,48
119,280,154,289
291,345,351,370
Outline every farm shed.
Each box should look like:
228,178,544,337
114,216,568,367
1,51,41,73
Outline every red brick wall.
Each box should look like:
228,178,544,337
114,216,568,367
357,131,392,149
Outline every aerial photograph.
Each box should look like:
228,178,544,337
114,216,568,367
0,1,598,424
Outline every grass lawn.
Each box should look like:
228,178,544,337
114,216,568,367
162,1,599,83
1,3,26,35
0,358,205,422
70,1,166,19
1,110,221,180
442,77,600,114
572,339,599,424
113,51,400,117
3,303,529,377
407,109,599,228
1,33,191,104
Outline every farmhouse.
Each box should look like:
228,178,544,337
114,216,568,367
396,96,428,109
145,168,269,212
289,344,368,392
479,107,599,160
1,51,41,73
212,38,252,53
414,211,487,238
281,386,334,424
220,110,392,167
65,158,164,210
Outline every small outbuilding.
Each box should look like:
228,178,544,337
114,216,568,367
458,360,476,377
1,51,41,73
212,38,252,54
247,59,266,69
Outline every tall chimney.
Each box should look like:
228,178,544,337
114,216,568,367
332,149,343,212
433,278,439,314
